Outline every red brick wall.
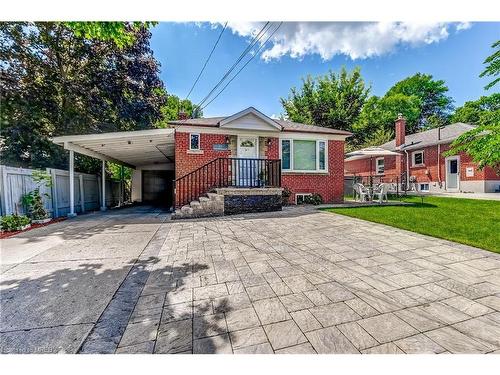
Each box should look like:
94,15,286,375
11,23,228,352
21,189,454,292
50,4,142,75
267,139,345,204
345,143,499,183
176,133,346,204
175,132,231,179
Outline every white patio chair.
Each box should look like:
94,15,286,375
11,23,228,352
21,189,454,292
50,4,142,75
373,183,389,203
353,183,370,202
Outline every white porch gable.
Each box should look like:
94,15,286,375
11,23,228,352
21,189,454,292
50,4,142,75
219,107,282,132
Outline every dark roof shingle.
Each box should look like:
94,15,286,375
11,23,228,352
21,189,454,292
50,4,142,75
380,123,476,150
168,116,352,136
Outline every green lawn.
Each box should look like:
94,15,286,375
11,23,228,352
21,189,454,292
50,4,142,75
323,196,500,253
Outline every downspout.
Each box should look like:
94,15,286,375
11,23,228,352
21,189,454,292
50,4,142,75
404,149,410,189
437,126,442,184
437,143,441,183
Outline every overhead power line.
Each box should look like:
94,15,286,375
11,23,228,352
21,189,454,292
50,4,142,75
200,22,283,111
195,22,271,109
185,22,228,101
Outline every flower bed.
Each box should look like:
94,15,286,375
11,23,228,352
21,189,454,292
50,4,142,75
0,217,67,239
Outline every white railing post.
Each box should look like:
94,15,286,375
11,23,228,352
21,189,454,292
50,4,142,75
68,150,77,217
101,160,107,211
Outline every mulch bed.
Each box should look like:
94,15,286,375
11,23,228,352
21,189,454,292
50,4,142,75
0,217,67,239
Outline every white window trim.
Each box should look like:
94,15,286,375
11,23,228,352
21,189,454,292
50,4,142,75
279,139,328,173
375,157,385,175
412,150,424,167
295,193,312,205
189,133,200,151
419,183,430,192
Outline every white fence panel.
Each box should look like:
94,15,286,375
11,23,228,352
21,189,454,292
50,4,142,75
0,166,53,216
0,165,124,218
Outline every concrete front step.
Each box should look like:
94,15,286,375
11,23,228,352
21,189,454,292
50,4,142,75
172,193,224,220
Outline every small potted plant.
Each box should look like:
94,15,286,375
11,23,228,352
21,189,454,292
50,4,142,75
1,214,31,232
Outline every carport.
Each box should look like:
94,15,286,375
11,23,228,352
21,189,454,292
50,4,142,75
52,128,175,216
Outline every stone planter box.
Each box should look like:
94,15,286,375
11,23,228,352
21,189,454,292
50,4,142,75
32,218,51,225
215,187,283,216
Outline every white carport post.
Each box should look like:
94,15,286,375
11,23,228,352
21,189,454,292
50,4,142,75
68,149,77,217
101,160,107,211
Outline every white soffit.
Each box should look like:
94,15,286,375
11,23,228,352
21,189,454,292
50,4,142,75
52,128,175,168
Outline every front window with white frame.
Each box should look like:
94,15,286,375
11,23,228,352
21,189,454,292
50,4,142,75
412,150,424,167
375,157,384,175
280,139,327,172
419,183,430,192
189,133,200,150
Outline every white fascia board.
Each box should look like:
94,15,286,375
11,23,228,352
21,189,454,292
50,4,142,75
219,107,282,130
175,125,349,141
63,142,136,169
52,128,174,145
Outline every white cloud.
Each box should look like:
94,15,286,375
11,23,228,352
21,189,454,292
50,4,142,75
456,22,472,31
222,22,471,61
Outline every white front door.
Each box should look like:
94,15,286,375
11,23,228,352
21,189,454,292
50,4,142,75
446,156,460,191
237,136,258,186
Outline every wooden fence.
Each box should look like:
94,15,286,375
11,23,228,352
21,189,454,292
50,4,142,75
0,165,123,218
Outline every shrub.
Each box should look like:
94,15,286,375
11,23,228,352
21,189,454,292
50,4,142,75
1,214,31,231
281,187,292,205
22,189,49,220
303,193,323,205
21,170,52,220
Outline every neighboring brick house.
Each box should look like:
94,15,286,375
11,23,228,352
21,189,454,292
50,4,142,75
345,116,500,193
169,107,351,206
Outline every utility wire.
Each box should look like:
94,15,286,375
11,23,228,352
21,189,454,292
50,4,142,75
185,22,228,101
200,22,282,111
196,22,271,109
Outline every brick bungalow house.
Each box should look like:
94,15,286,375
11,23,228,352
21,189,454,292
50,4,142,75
169,107,351,216
52,107,351,218
345,115,500,194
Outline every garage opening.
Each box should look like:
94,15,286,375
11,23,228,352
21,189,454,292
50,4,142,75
142,170,174,207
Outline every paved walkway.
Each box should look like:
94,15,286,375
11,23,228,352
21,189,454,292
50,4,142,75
425,192,500,201
1,206,500,354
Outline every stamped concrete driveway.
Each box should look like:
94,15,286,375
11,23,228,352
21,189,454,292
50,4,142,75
1,206,500,354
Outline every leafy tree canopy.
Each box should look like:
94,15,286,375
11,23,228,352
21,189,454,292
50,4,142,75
281,67,370,131
451,93,500,125
156,92,202,128
0,22,165,173
386,73,453,128
445,122,500,173
446,93,500,172
64,22,156,48
480,40,500,90
352,93,421,144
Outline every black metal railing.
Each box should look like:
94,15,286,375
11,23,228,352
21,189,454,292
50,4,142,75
173,157,281,208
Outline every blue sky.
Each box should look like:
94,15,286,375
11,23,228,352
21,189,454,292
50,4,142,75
150,22,499,118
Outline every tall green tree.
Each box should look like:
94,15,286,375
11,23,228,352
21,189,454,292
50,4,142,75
446,44,500,172
281,67,370,131
445,123,500,173
0,22,165,172
451,94,500,125
64,22,155,48
156,93,202,127
386,73,453,128
352,93,422,144
480,40,500,90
